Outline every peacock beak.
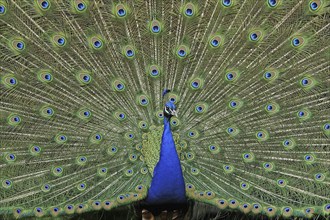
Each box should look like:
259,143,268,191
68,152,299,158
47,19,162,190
171,109,177,117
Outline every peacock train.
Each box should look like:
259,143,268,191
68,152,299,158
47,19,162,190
0,0,329,219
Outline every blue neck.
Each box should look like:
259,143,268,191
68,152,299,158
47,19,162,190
145,117,186,204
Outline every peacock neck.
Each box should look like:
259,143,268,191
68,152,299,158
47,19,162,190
163,117,171,134
160,116,177,160
145,115,186,204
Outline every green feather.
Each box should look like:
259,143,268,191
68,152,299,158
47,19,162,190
0,0,329,219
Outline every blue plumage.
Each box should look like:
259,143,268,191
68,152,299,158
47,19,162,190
146,101,186,204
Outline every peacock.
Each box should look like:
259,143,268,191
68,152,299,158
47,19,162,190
0,0,329,219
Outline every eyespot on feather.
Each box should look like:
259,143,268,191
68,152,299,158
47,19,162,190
37,70,53,83
149,20,162,34
0,2,7,15
76,71,92,85
182,3,197,17
148,65,161,78
71,0,88,13
114,4,128,18
2,74,18,89
123,45,136,59
176,45,190,59
249,30,264,42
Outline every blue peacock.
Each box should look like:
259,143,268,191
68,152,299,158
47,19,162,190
0,0,330,219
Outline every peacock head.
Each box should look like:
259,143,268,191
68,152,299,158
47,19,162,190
164,101,177,118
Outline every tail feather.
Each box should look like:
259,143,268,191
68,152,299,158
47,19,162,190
0,0,330,219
